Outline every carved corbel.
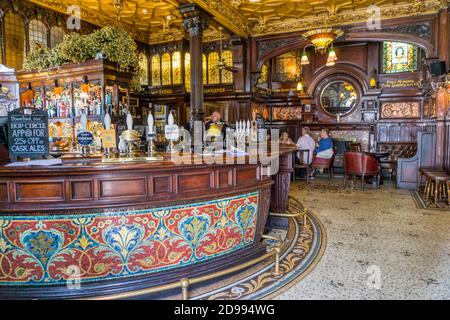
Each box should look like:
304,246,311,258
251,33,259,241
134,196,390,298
178,3,212,36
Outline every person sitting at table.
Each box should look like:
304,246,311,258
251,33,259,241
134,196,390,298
315,128,334,159
279,131,294,145
296,126,315,164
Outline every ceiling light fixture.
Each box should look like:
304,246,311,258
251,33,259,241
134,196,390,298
326,45,337,66
300,49,310,65
216,26,238,73
302,27,343,55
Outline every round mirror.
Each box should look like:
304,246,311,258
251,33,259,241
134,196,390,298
320,80,359,116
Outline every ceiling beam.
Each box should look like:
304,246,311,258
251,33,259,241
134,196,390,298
187,0,249,37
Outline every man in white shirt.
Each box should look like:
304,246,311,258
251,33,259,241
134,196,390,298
296,126,316,164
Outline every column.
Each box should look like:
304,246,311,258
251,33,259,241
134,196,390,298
178,3,211,131
435,8,449,169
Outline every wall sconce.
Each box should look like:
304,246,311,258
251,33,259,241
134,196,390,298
296,73,304,92
325,46,337,67
300,49,310,65
370,69,378,88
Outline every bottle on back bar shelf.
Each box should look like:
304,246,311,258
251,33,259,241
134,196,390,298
59,101,66,118
96,101,102,116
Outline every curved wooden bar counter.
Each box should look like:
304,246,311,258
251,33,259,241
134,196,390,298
0,145,295,299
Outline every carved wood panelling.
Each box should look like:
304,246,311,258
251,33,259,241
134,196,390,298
377,123,420,142
380,102,420,119
99,177,147,200
0,183,8,202
70,180,93,201
15,181,65,202
446,122,450,172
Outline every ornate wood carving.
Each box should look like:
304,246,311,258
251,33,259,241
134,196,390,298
380,102,420,119
378,23,432,40
270,151,293,213
257,37,300,58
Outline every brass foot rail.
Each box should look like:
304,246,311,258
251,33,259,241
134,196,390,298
269,195,308,226
83,234,285,300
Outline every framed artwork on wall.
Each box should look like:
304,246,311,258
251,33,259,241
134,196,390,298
382,41,418,74
154,104,165,116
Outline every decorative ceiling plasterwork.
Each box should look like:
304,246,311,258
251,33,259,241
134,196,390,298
247,0,448,36
27,0,182,44
26,0,449,45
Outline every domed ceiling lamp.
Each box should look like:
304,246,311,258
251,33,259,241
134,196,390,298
302,27,343,55
303,27,343,67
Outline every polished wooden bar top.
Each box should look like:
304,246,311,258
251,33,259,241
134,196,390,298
0,144,296,175
0,144,296,212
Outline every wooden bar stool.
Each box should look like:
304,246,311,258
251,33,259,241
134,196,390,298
418,168,445,194
424,171,450,205
447,180,450,205
293,149,311,183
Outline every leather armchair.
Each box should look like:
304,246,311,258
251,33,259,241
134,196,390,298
344,152,381,190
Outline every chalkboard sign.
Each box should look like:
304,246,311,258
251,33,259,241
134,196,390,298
8,107,49,159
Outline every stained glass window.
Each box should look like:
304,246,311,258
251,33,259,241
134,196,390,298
275,51,299,81
29,19,48,48
172,51,181,85
221,50,233,83
50,26,65,48
208,52,220,84
139,52,149,85
259,64,268,84
151,55,161,86
4,12,26,70
382,41,418,73
161,53,171,85
185,53,191,92
202,54,207,84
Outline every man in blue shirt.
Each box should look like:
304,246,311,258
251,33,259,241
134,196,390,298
315,128,334,159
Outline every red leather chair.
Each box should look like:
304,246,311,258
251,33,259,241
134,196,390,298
344,152,381,190
311,155,334,180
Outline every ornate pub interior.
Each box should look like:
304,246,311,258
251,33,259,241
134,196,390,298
0,0,448,301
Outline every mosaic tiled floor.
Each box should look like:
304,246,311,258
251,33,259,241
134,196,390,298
411,190,450,211
149,203,326,300
275,179,450,300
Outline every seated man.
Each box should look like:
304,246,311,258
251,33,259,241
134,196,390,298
296,126,315,164
315,128,334,159
205,111,227,144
